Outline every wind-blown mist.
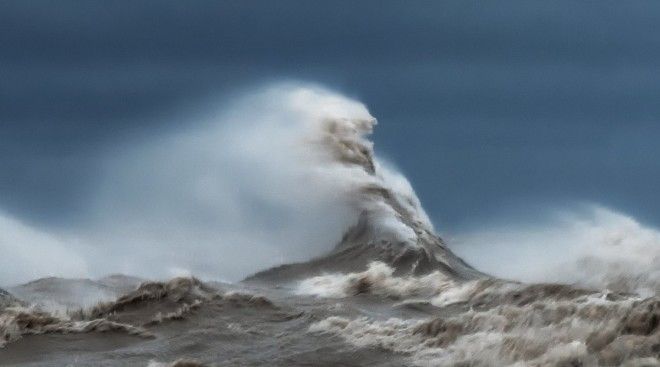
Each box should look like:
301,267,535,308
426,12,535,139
0,83,431,284
454,204,660,296
0,212,88,284
82,84,389,281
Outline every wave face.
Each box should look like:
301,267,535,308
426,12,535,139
241,86,480,282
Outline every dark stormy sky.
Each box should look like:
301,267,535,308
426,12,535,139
2,0,660,234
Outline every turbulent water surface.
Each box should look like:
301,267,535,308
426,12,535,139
1,86,658,366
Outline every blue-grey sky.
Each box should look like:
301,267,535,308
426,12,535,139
2,0,660,233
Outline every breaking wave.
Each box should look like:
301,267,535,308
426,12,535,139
81,83,457,281
0,81,658,300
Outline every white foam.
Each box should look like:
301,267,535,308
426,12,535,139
310,293,652,366
297,261,458,300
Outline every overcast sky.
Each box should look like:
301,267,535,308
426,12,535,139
2,1,660,233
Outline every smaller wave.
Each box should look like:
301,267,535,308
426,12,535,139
0,276,276,350
0,306,153,348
